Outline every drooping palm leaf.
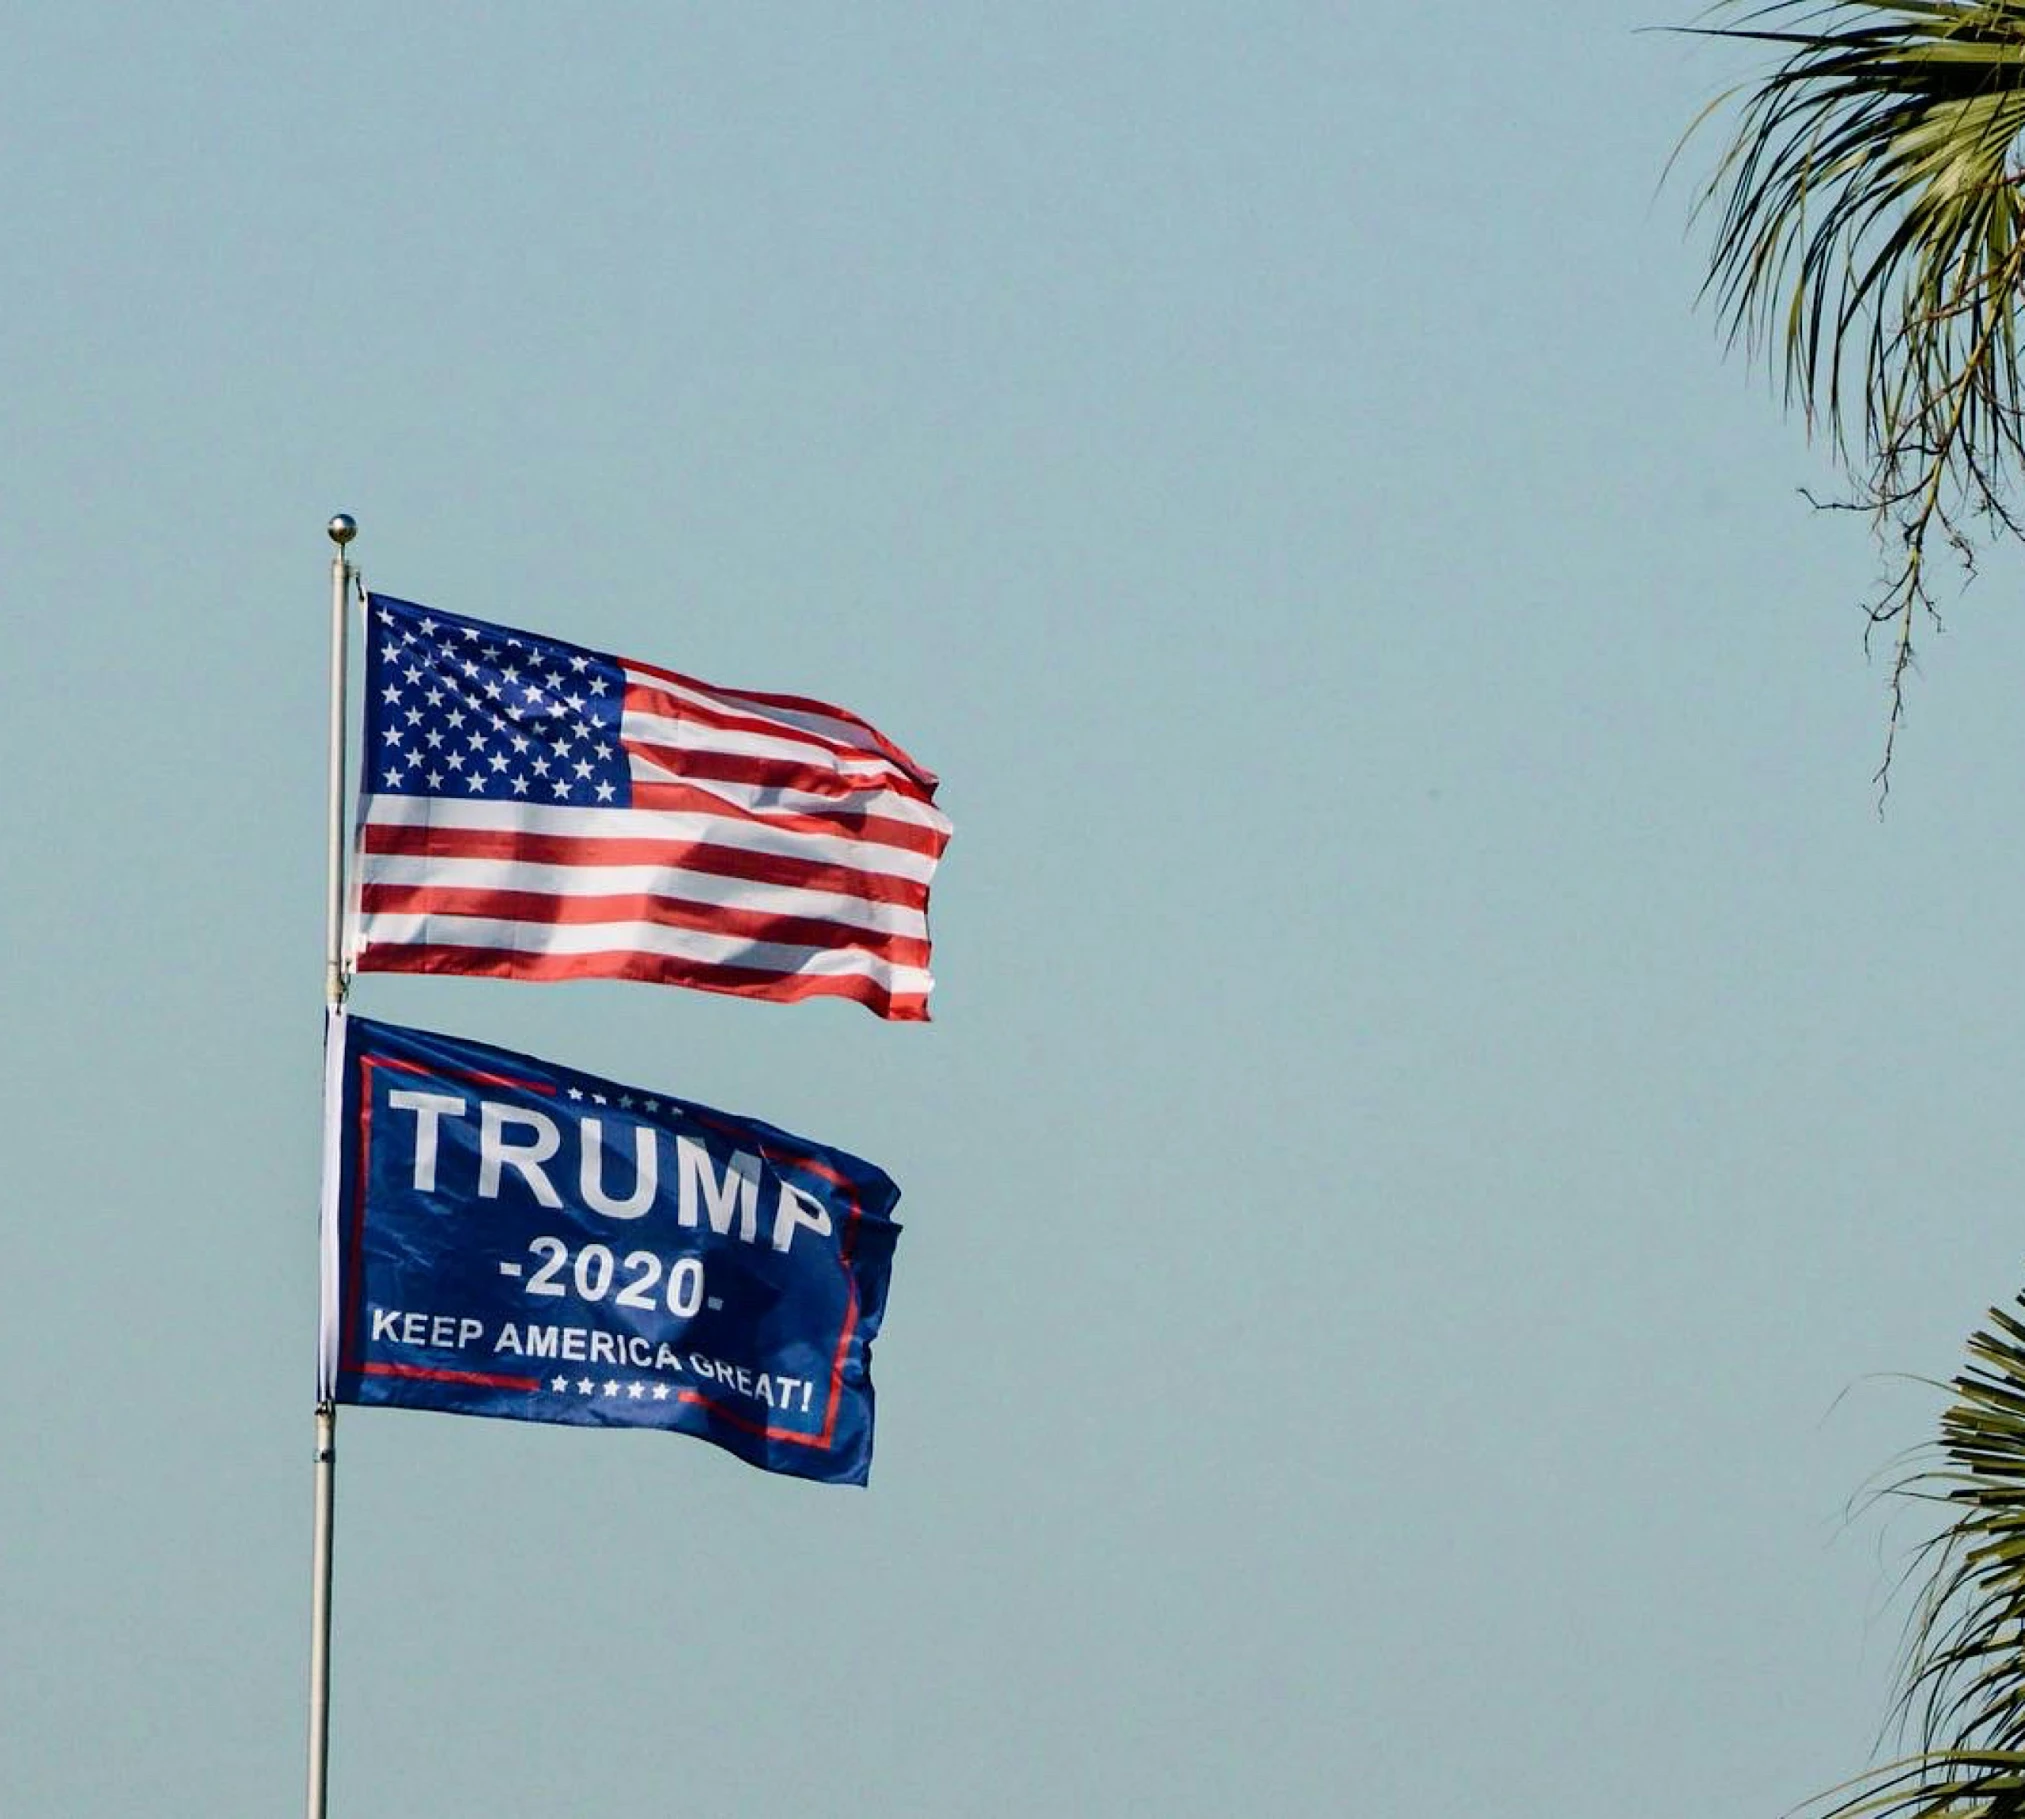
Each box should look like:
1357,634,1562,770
1790,1294,2025,1818
1683,2,2025,781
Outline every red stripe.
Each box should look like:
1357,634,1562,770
367,1055,555,1093
361,1360,543,1392
358,882,932,967
360,820,930,910
355,942,931,1020
623,667,939,794
624,766,949,856
666,1387,838,1449
622,714,926,807
818,1195,863,1449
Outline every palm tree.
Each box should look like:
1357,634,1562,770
1783,1298,2025,1819
1686,11,2025,1813
1687,1,2025,788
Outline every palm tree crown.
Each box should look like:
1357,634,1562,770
1688,1,2025,780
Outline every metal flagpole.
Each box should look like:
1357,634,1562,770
309,511,356,1819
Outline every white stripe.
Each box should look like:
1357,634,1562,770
355,853,929,940
620,751,953,836
361,794,940,886
622,705,909,791
357,910,934,994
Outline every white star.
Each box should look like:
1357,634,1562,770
566,1087,583,1101
602,1380,620,1397
380,684,400,705
644,1098,660,1113
551,778,572,798
627,1382,645,1400
619,1095,634,1109
426,686,445,707
381,728,402,747
651,1383,670,1401
419,617,437,637
427,770,445,788
461,658,479,677
446,708,467,729
502,665,520,685
565,692,586,715
461,624,480,641
589,676,608,695
510,775,530,795
404,666,422,686
545,672,564,693
468,730,487,751
484,678,503,700
594,780,616,803
524,683,546,706
464,773,487,793
445,751,464,771
425,728,444,749
404,707,422,726
376,607,392,626
383,769,404,787
550,1376,569,1393
592,1092,607,1105
510,732,530,754
482,644,500,661
531,754,549,776
488,752,508,773
573,758,593,780
569,653,589,672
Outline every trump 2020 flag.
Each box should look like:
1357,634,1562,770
317,1012,902,1485
349,592,950,1019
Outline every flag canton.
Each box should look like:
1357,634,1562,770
363,595,631,807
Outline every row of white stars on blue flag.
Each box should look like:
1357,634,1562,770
362,592,633,806
561,1086,662,1111
549,1378,678,1400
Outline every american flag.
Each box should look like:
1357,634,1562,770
349,593,950,1020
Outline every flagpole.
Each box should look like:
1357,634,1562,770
309,511,355,1819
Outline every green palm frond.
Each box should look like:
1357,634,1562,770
1795,1294,2025,1818
1682,2,2025,782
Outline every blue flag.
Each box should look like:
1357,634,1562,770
317,1013,901,1485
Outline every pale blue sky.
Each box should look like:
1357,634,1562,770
8,5,2025,1814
